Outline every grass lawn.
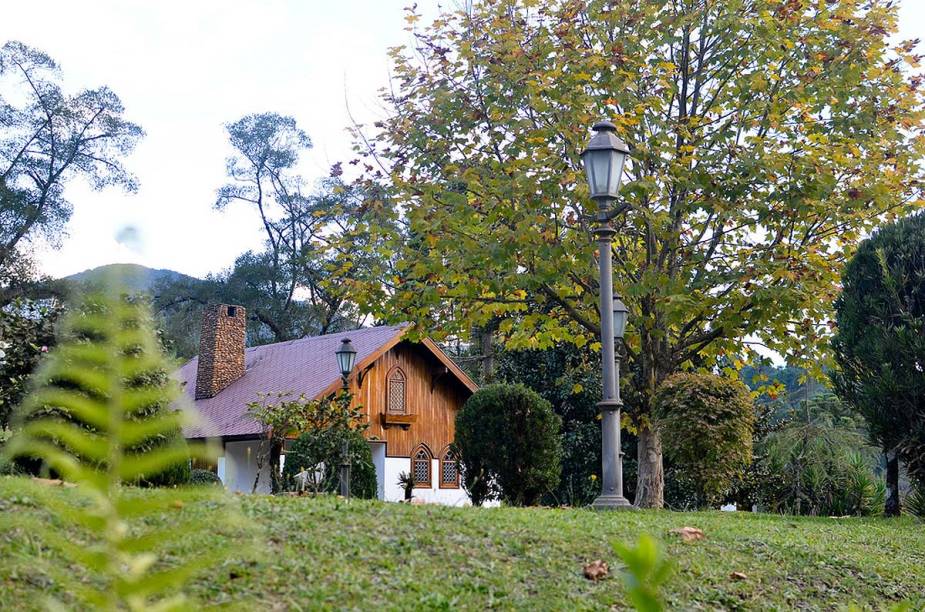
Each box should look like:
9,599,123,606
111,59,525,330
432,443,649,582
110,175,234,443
1,476,923,610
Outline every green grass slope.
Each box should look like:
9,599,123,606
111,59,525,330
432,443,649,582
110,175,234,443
1,477,923,610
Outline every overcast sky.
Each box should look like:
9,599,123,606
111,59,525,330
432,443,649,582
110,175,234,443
2,1,923,279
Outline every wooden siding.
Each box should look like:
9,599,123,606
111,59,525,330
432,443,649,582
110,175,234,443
344,340,470,458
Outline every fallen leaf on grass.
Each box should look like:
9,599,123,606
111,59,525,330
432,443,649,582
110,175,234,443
730,571,748,581
583,559,609,581
31,477,76,488
669,526,705,542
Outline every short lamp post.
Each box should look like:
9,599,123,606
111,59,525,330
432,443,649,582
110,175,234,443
581,120,633,510
335,338,357,498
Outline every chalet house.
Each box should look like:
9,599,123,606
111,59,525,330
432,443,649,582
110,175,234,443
178,304,477,505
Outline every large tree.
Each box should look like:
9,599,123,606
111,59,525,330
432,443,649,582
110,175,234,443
347,0,925,506
156,113,373,351
832,212,925,516
0,41,143,278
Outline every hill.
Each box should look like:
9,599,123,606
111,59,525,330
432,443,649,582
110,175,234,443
0,478,922,610
62,263,200,293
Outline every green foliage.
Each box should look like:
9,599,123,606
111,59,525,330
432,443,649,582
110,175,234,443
248,391,367,494
760,395,883,516
0,283,246,609
189,468,222,487
282,428,377,499
494,345,615,506
456,383,562,506
653,373,754,506
152,112,363,354
832,211,925,488
0,298,62,427
396,471,415,500
725,401,789,511
346,0,925,509
613,534,671,612
905,482,925,521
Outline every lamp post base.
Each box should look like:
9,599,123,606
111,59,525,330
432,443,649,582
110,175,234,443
590,494,635,511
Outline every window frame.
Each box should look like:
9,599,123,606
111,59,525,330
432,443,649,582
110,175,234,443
411,444,432,488
386,366,408,415
439,446,460,489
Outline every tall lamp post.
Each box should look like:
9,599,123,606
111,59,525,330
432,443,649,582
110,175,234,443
335,338,357,498
582,120,633,510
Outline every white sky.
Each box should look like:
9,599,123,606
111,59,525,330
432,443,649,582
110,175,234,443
1,1,923,279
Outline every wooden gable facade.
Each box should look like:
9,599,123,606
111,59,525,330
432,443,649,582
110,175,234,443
327,336,477,459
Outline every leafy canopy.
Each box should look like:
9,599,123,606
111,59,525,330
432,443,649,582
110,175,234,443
349,0,925,393
0,41,143,273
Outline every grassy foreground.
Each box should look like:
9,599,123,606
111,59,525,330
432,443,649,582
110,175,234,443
1,477,923,610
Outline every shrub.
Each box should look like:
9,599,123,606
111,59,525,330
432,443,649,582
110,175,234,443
190,468,223,486
282,427,377,498
455,383,562,506
653,373,754,507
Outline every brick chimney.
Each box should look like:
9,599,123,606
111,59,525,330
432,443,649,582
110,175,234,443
196,304,246,399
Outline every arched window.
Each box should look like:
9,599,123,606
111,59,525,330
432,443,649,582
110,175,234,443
440,447,460,489
387,367,407,415
411,444,432,488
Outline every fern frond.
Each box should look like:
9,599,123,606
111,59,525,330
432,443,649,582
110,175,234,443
2,280,254,609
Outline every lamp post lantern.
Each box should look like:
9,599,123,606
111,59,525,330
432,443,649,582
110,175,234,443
582,120,633,510
335,338,357,498
336,338,358,388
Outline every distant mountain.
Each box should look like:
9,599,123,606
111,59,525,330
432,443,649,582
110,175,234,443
63,263,200,293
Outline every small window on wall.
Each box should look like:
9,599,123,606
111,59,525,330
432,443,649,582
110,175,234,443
412,445,432,488
387,367,407,415
440,447,460,489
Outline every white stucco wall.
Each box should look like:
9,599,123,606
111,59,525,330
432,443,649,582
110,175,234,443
381,455,470,506
217,439,472,505
222,440,273,493
370,441,386,500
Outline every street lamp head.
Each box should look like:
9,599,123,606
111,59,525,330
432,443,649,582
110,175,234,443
335,338,358,379
581,120,630,203
612,294,629,340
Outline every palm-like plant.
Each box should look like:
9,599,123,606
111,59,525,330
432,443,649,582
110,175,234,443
761,395,882,516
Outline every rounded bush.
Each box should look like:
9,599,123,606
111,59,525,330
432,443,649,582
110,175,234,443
189,468,223,487
282,428,377,499
455,383,562,506
654,373,754,506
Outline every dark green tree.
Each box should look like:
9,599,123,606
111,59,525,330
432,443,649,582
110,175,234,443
0,298,62,427
456,383,562,506
832,212,925,516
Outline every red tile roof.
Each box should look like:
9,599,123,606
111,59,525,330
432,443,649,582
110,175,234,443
178,325,406,439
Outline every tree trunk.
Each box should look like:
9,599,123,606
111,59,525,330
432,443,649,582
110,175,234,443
634,425,664,508
885,449,901,517
269,439,283,494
